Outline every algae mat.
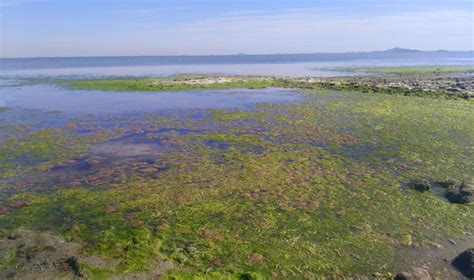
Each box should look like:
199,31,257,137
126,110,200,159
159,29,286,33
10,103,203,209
0,88,473,279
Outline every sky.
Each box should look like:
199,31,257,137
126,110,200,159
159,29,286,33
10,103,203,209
0,0,473,58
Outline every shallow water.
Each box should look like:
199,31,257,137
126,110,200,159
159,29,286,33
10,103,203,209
0,83,303,190
0,85,302,115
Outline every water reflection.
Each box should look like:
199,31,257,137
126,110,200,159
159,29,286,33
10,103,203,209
0,85,301,114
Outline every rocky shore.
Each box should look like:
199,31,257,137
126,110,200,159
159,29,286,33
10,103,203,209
296,73,474,99
65,71,474,100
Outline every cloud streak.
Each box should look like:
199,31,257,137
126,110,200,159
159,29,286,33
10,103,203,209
0,0,41,8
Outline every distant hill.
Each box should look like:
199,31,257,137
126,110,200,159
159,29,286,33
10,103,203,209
381,47,422,53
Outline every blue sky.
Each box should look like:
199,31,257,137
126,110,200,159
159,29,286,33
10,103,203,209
0,0,473,58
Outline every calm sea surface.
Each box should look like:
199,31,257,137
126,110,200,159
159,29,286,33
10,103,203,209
0,51,472,80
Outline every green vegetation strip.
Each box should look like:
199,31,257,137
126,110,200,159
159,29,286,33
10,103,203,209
66,77,281,92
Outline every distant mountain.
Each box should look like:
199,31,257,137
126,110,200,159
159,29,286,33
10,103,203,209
382,47,422,53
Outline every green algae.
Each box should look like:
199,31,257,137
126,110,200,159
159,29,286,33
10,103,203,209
63,75,473,100
1,144,472,278
0,88,473,278
66,77,284,92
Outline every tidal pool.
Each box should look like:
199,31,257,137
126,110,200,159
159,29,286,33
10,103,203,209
0,84,302,115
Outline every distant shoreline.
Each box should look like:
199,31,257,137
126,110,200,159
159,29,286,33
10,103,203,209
1,48,473,60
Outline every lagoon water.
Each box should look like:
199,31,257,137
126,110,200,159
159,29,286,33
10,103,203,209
0,85,301,114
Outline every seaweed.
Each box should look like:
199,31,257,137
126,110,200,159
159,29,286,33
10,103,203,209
0,87,473,278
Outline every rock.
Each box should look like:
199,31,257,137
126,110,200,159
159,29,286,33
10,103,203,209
51,163,68,170
38,259,53,269
249,252,264,263
445,181,474,204
137,166,158,175
7,232,17,240
65,256,83,277
452,248,474,278
185,246,199,253
75,157,104,170
242,193,252,199
87,159,102,166
210,257,222,266
437,180,458,188
410,179,431,191
66,181,81,187
394,266,431,280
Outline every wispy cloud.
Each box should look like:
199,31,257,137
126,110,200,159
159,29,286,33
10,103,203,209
108,5,191,16
108,8,162,16
0,0,41,8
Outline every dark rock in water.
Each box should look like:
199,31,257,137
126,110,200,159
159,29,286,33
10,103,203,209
66,256,83,277
145,158,156,164
452,248,474,278
445,181,473,204
410,179,431,191
75,161,94,170
75,157,104,170
394,266,431,280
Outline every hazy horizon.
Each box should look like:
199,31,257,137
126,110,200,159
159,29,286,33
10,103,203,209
2,47,474,60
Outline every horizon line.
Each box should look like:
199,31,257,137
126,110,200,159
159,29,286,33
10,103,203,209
1,48,473,60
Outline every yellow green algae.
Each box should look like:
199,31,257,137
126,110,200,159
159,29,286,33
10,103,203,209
0,88,473,279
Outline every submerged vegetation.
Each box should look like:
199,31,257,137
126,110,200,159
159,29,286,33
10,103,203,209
1,73,473,279
0,128,105,178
